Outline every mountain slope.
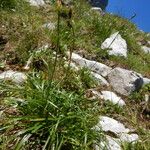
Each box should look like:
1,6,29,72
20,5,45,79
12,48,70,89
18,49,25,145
0,0,150,149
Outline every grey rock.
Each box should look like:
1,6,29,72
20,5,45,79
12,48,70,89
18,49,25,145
95,116,130,134
143,77,150,85
95,136,121,150
95,133,138,150
65,58,109,86
101,32,128,57
94,116,139,150
28,0,45,6
0,70,27,84
108,67,144,96
120,133,139,143
69,53,112,77
91,90,125,106
142,46,150,54
100,91,125,106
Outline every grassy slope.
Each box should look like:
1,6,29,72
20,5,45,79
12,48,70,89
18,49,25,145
0,0,150,149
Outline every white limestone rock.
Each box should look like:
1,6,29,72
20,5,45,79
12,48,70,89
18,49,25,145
91,90,125,106
94,116,139,149
143,77,150,85
70,53,112,77
0,70,27,84
108,67,144,96
142,46,150,53
120,133,139,143
28,0,45,6
90,72,109,86
95,116,130,134
105,136,121,150
95,134,138,150
101,91,125,106
65,60,109,86
101,32,128,57
95,136,121,150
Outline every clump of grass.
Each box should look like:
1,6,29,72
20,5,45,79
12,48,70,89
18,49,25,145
0,73,103,149
129,83,150,102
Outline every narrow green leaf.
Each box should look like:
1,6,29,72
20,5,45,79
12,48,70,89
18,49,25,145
15,134,32,150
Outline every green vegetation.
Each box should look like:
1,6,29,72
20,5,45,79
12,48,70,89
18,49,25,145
0,0,150,75
0,73,101,149
0,0,28,10
0,0,18,9
0,0,150,149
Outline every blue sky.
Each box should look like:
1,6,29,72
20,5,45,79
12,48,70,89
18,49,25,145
107,0,150,32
